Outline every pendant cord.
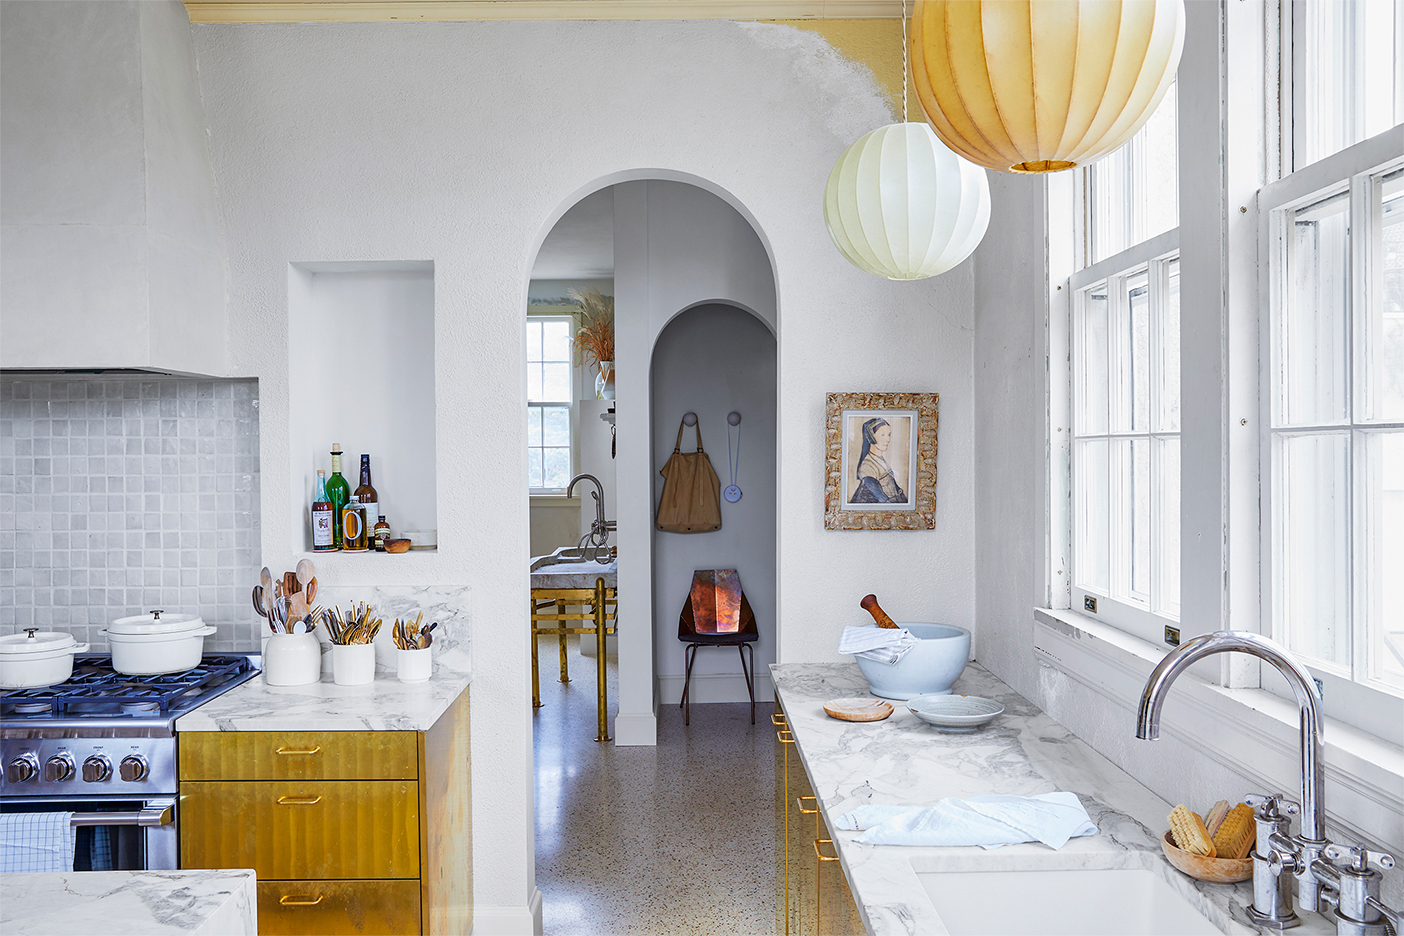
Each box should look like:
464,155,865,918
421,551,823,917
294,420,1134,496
728,423,740,488
901,0,909,122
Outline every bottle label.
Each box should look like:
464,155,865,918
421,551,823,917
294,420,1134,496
362,499,378,526
312,509,333,548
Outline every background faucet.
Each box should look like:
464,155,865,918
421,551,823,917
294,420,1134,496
566,473,611,548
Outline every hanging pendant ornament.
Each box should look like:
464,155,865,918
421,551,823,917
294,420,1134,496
823,0,990,280
724,411,742,503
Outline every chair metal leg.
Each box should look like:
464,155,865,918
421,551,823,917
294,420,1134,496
739,642,756,724
681,643,699,726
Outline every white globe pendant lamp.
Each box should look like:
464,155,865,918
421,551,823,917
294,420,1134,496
824,121,991,281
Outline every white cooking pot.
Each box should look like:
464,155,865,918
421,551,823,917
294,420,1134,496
0,628,90,688
104,611,218,675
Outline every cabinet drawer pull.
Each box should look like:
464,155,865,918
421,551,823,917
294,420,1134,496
276,794,323,806
771,712,787,727
796,795,818,815
814,838,840,862
279,894,324,906
775,729,794,744
275,745,322,756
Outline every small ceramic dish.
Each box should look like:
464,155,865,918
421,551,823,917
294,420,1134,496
823,697,894,722
1161,831,1253,883
906,693,1004,732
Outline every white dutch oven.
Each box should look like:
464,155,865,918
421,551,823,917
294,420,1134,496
104,611,217,676
0,628,90,688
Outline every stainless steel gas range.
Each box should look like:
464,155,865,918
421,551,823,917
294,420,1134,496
1,654,257,871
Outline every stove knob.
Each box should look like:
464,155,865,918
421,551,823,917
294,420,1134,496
5,753,39,784
82,754,112,783
119,754,149,783
42,753,76,782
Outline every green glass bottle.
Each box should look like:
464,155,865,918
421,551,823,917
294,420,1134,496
326,443,351,548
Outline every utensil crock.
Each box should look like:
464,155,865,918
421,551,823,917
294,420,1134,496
263,632,322,686
332,643,376,686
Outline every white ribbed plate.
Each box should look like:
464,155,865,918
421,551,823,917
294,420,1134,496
906,694,1004,732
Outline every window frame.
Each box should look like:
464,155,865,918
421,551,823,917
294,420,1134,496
526,311,578,495
1259,128,1404,737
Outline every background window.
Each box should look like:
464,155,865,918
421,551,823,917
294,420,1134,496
1073,256,1181,638
1081,81,1178,267
527,315,574,491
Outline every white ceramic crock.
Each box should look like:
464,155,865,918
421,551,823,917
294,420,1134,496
0,629,90,688
104,611,217,676
396,647,432,684
262,632,322,686
332,643,376,686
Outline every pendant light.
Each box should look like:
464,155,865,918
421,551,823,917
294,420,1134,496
823,3,991,281
910,0,1185,174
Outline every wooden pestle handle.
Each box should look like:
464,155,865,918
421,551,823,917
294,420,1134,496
860,595,899,629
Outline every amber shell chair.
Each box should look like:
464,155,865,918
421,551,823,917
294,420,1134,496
677,570,760,725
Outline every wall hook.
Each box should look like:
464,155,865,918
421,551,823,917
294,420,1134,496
682,411,697,426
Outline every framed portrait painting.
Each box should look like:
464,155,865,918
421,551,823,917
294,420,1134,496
824,392,938,530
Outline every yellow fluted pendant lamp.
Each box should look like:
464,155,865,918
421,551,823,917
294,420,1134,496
824,122,991,281
911,0,1185,174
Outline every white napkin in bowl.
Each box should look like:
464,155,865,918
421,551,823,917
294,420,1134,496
837,625,920,665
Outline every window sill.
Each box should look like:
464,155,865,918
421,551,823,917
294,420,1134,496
529,495,581,507
1032,607,1404,852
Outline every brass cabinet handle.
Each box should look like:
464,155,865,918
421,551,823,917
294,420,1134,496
771,712,787,727
796,795,818,815
776,729,794,744
276,794,323,805
279,895,324,906
814,838,840,862
275,745,322,756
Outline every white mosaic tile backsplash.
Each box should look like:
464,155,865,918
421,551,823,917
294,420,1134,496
0,375,263,652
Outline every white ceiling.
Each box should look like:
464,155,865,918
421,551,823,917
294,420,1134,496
531,186,614,280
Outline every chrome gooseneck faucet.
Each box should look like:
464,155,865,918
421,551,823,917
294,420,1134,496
566,473,611,548
1136,631,1400,935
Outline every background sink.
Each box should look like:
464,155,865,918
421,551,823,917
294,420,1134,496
530,545,617,571
917,868,1220,936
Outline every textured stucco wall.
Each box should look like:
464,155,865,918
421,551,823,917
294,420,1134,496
188,18,977,928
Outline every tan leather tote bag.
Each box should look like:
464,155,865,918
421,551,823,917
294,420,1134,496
656,418,722,533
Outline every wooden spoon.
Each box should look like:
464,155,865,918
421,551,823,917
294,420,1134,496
260,568,274,616
860,594,900,629
304,577,317,604
296,558,315,589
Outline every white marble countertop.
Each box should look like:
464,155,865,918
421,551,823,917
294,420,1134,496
0,869,256,935
530,559,617,590
771,662,1336,936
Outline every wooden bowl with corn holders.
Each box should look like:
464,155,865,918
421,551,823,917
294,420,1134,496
1161,831,1253,883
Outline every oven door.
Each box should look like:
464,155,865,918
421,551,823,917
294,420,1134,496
2,796,177,870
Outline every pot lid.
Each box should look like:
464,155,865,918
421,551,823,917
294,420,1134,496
109,610,206,636
0,628,80,656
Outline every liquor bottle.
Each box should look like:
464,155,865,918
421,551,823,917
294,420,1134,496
342,496,368,551
326,444,351,548
355,454,379,534
311,470,335,551
373,515,390,552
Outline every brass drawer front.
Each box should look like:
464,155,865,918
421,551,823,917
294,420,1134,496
180,732,418,781
181,780,420,880
256,879,421,935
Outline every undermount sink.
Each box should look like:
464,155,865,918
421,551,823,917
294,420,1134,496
917,868,1220,936
529,545,617,571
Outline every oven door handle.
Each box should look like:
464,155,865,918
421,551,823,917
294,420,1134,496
69,800,174,828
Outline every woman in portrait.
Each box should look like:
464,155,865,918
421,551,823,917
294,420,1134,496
850,417,907,504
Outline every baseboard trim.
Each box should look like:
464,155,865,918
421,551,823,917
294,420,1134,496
613,710,657,746
470,889,542,936
657,670,775,705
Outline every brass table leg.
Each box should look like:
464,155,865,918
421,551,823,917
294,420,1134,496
556,599,571,683
531,600,542,709
593,577,611,743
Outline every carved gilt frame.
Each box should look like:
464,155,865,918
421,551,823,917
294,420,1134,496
824,391,938,530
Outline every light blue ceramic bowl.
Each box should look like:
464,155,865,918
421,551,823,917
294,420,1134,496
853,622,972,701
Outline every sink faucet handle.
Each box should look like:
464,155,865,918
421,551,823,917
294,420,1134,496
1246,793,1300,818
1325,843,1395,873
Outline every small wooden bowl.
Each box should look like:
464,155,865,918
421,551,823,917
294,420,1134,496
1161,830,1253,883
385,539,411,554
823,697,894,722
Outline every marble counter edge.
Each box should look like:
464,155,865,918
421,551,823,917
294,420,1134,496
769,661,1307,936
0,868,257,936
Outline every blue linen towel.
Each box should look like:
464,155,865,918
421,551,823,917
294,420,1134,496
835,792,1097,850
0,812,75,872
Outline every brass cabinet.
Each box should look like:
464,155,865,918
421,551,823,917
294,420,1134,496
180,689,471,935
774,703,864,936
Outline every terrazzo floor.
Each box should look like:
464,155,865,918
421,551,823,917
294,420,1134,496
534,635,777,936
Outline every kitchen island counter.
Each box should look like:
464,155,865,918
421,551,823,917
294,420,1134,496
0,869,256,935
772,662,1334,936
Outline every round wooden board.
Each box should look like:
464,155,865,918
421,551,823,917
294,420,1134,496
823,697,894,722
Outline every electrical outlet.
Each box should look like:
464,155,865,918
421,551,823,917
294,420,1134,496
1084,595,1097,613
1164,625,1180,647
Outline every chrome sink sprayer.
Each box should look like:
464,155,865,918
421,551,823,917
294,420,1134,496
1136,631,1400,935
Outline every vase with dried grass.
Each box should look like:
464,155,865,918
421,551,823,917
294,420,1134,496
570,287,615,400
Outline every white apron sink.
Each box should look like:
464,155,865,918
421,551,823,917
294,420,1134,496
917,867,1221,936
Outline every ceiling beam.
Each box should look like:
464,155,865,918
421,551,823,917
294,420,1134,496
184,0,906,24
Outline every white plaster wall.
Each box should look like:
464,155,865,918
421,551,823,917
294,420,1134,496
0,0,226,375
187,19,977,928
650,304,777,706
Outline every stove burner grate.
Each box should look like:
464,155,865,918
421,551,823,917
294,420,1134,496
0,655,254,718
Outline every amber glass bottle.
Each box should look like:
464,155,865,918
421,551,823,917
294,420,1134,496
355,454,379,534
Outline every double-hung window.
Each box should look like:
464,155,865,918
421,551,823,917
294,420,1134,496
1068,82,1181,643
527,315,574,493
